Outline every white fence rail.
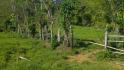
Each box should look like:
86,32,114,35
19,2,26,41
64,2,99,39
104,30,124,52
108,35,124,38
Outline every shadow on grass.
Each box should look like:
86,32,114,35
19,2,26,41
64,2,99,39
74,39,95,48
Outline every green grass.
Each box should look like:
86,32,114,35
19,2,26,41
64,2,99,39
53,25,104,42
0,30,120,70
73,26,104,43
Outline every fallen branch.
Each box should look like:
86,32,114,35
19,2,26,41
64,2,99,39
19,56,31,61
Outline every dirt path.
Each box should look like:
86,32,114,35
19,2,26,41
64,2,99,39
67,50,103,63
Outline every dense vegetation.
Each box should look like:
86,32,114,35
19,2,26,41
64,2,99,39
0,0,124,70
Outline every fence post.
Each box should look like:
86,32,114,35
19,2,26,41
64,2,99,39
105,25,108,49
105,30,108,49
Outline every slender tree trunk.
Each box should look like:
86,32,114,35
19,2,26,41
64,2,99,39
17,23,20,33
57,28,61,43
44,25,48,40
24,15,30,38
42,29,44,40
64,30,70,47
39,24,42,40
51,21,53,45
18,23,23,36
40,0,45,40
69,25,73,47
22,0,30,38
16,15,20,34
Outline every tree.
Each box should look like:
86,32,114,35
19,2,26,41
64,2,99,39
60,0,81,47
104,0,124,33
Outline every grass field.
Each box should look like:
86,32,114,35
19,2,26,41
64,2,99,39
73,26,104,42
0,26,122,70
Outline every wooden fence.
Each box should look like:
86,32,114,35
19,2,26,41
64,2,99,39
104,30,124,53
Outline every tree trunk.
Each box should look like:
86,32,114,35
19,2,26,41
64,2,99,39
17,23,20,33
39,23,42,40
25,16,30,38
69,25,73,47
64,30,70,47
57,28,61,43
42,27,45,40
44,25,48,40
51,21,53,45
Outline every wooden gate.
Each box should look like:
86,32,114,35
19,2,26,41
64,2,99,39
104,30,124,54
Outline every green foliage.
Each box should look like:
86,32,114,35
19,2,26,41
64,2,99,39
29,23,37,38
103,0,124,33
4,13,17,32
0,0,11,25
82,13,92,26
51,36,58,49
60,0,87,26
96,50,115,60
60,0,78,26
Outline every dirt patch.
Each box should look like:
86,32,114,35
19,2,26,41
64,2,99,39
67,53,90,63
67,50,104,63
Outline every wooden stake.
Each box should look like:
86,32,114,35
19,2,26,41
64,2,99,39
105,30,108,49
